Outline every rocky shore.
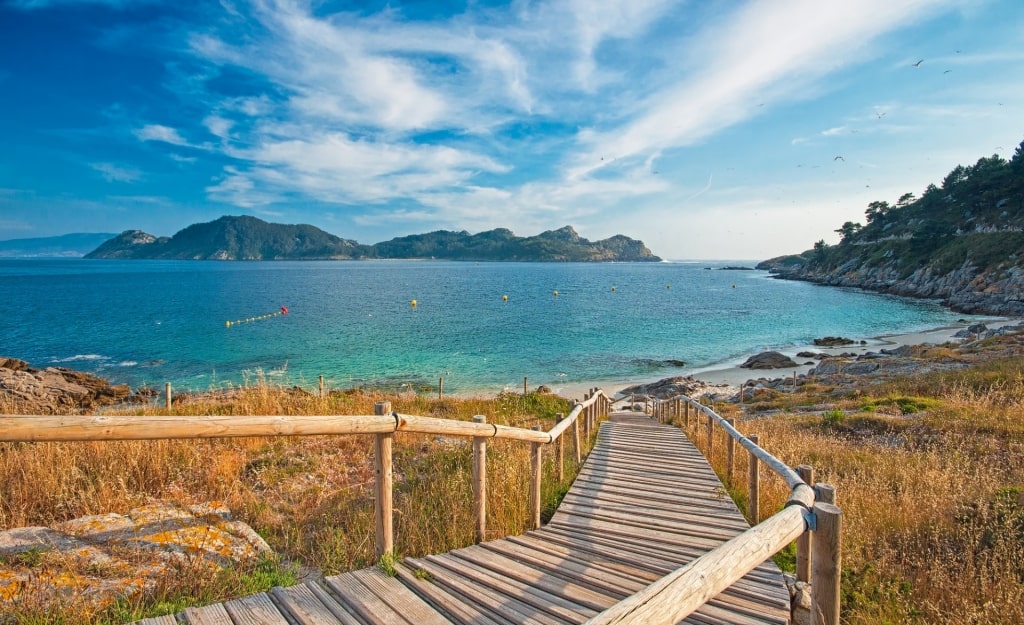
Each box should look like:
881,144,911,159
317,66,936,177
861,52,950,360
616,321,1024,404
0,357,142,414
758,258,1024,317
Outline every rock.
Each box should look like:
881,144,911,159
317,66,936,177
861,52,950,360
620,376,710,400
813,336,855,347
0,356,132,413
0,502,272,614
954,323,988,338
535,385,552,394
739,351,799,369
796,351,822,359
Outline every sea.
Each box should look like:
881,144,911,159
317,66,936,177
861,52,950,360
0,259,987,395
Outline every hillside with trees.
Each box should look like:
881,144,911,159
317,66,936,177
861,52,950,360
85,217,661,263
758,139,1024,316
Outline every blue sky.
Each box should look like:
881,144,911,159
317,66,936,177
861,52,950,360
1,0,1022,259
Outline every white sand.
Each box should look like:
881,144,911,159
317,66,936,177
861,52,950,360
549,318,1020,401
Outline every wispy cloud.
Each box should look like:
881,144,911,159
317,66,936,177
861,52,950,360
134,124,190,146
90,162,142,183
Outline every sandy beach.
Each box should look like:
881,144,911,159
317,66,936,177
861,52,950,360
548,317,1020,401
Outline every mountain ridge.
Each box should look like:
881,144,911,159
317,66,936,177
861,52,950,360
84,216,661,262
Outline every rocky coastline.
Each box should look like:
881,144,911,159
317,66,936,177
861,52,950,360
757,257,1024,317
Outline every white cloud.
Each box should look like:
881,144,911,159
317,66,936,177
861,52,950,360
90,162,143,183
134,124,190,146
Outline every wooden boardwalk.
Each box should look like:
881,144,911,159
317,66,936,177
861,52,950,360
142,413,791,625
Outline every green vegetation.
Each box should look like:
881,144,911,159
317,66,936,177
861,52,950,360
760,138,1024,284
85,217,661,262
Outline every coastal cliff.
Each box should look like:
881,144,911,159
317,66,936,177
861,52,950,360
759,140,1024,317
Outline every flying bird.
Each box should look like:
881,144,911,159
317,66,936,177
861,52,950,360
943,69,952,74
912,59,924,67
834,156,845,161
876,112,886,119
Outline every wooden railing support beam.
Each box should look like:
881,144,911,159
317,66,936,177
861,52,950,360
812,500,842,625
373,401,394,558
796,464,814,582
529,425,543,530
748,433,760,524
472,415,487,543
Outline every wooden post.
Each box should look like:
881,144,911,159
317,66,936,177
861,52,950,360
472,415,487,543
529,425,543,530
165,382,172,410
572,410,581,465
438,377,443,400
796,464,815,583
524,376,528,395
555,413,565,483
683,401,690,428
726,418,736,485
748,434,760,524
814,482,837,505
811,501,843,625
706,413,714,461
319,375,324,398
373,401,394,558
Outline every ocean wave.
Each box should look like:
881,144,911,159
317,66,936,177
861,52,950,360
54,354,108,363
116,361,139,367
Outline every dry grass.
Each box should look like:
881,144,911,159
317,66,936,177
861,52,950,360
687,357,1024,625
0,387,580,623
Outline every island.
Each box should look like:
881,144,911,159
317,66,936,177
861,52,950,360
84,216,661,263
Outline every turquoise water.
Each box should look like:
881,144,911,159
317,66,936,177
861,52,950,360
0,259,976,394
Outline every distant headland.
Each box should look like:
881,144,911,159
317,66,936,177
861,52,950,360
82,216,661,263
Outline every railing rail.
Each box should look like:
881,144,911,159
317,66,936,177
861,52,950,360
0,389,611,554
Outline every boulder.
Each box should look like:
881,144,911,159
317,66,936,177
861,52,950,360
739,351,799,369
0,357,131,413
0,502,272,613
813,336,855,347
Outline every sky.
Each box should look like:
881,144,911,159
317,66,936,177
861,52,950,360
1,1,1022,260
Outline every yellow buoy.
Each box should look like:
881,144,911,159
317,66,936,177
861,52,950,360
553,290,559,297
226,321,231,327
502,294,508,302
411,299,417,307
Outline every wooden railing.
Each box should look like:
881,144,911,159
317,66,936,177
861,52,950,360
0,388,612,559
603,394,843,625
1,388,840,625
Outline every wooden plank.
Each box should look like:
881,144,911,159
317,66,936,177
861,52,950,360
326,572,415,625
407,556,558,625
481,538,643,597
137,617,179,625
182,604,233,625
393,562,505,625
349,568,452,625
532,528,790,611
452,545,616,611
271,584,349,625
223,593,293,625
428,552,597,623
